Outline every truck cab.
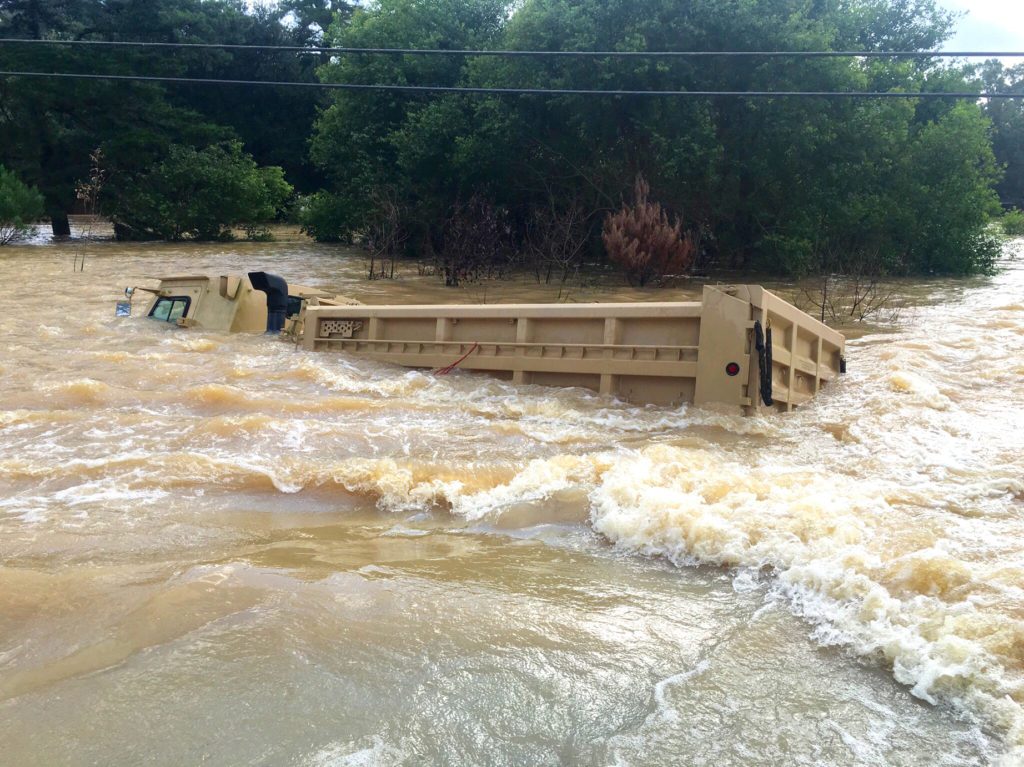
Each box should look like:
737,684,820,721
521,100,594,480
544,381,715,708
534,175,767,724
127,272,355,334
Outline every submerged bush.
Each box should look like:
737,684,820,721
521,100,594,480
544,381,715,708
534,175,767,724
297,191,355,243
0,165,44,245
106,142,292,241
1002,209,1024,237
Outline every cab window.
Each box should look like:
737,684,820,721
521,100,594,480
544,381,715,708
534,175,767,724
149,296,191,322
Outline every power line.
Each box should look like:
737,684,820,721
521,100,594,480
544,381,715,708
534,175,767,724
1,37,1023,59
1,69,1020,98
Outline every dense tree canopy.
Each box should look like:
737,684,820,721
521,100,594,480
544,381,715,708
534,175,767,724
981,62,1024,209
0,0,1018,273
0,0,331,236
307,0,1005,276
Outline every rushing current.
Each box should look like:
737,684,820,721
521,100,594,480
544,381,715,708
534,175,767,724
1,226,1022,767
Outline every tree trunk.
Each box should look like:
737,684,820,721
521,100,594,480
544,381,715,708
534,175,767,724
50,211,71,237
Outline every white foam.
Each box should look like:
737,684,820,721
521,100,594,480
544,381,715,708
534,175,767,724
652,660,712,722
585,442,1024,754
305,736,407,767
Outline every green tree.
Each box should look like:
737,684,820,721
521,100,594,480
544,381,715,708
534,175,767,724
106,142,293,241
280,0,353,45
980,61,1024,208
0,0,92,38
2,0,1005,273
307,0,507,245
129,0,329,191
895,103,1002,274
309,0,1000,277
0,0,327,236
0,163,44,244
297,191,352,243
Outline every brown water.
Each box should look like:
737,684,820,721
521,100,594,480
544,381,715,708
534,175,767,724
1,228,1022,766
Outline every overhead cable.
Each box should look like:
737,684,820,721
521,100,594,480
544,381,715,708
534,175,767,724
1,69,1020,98
0,37,1023,59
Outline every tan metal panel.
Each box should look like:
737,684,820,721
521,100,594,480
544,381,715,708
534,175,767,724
294,285,846,411
693,286,753,408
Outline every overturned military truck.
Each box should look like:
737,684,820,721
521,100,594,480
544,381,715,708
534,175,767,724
125,272,845,414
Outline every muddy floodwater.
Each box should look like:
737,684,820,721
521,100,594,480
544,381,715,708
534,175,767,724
1,229,1022,766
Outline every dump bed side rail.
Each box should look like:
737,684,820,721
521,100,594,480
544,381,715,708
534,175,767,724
302,286,845,411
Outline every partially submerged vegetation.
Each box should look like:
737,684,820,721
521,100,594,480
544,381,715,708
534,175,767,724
1,0,1022,277
0,164,43,245
1002,210,1024,238
106,142,292,242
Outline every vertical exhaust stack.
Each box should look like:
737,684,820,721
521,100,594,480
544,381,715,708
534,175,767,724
248,272,289,333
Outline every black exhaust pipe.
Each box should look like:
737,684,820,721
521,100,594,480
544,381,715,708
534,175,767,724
248,271,289,333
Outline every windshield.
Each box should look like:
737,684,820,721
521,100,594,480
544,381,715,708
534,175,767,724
149,296,191,323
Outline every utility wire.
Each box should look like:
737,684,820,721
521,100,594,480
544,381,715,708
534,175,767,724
1,37,1023,59
1,69,1020,98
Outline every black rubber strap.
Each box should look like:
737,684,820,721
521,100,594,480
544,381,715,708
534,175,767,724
754,320,774,407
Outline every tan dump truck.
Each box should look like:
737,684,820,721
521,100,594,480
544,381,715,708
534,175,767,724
124,272,845,414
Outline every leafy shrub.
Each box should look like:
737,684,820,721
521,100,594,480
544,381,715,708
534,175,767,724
106,142,292,241
762,233,816,277
0,165,44,245
602,175,696,286
1002,209,1024,237
297,191,357,243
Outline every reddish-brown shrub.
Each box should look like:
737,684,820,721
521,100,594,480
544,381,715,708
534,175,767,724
601,174,695,286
